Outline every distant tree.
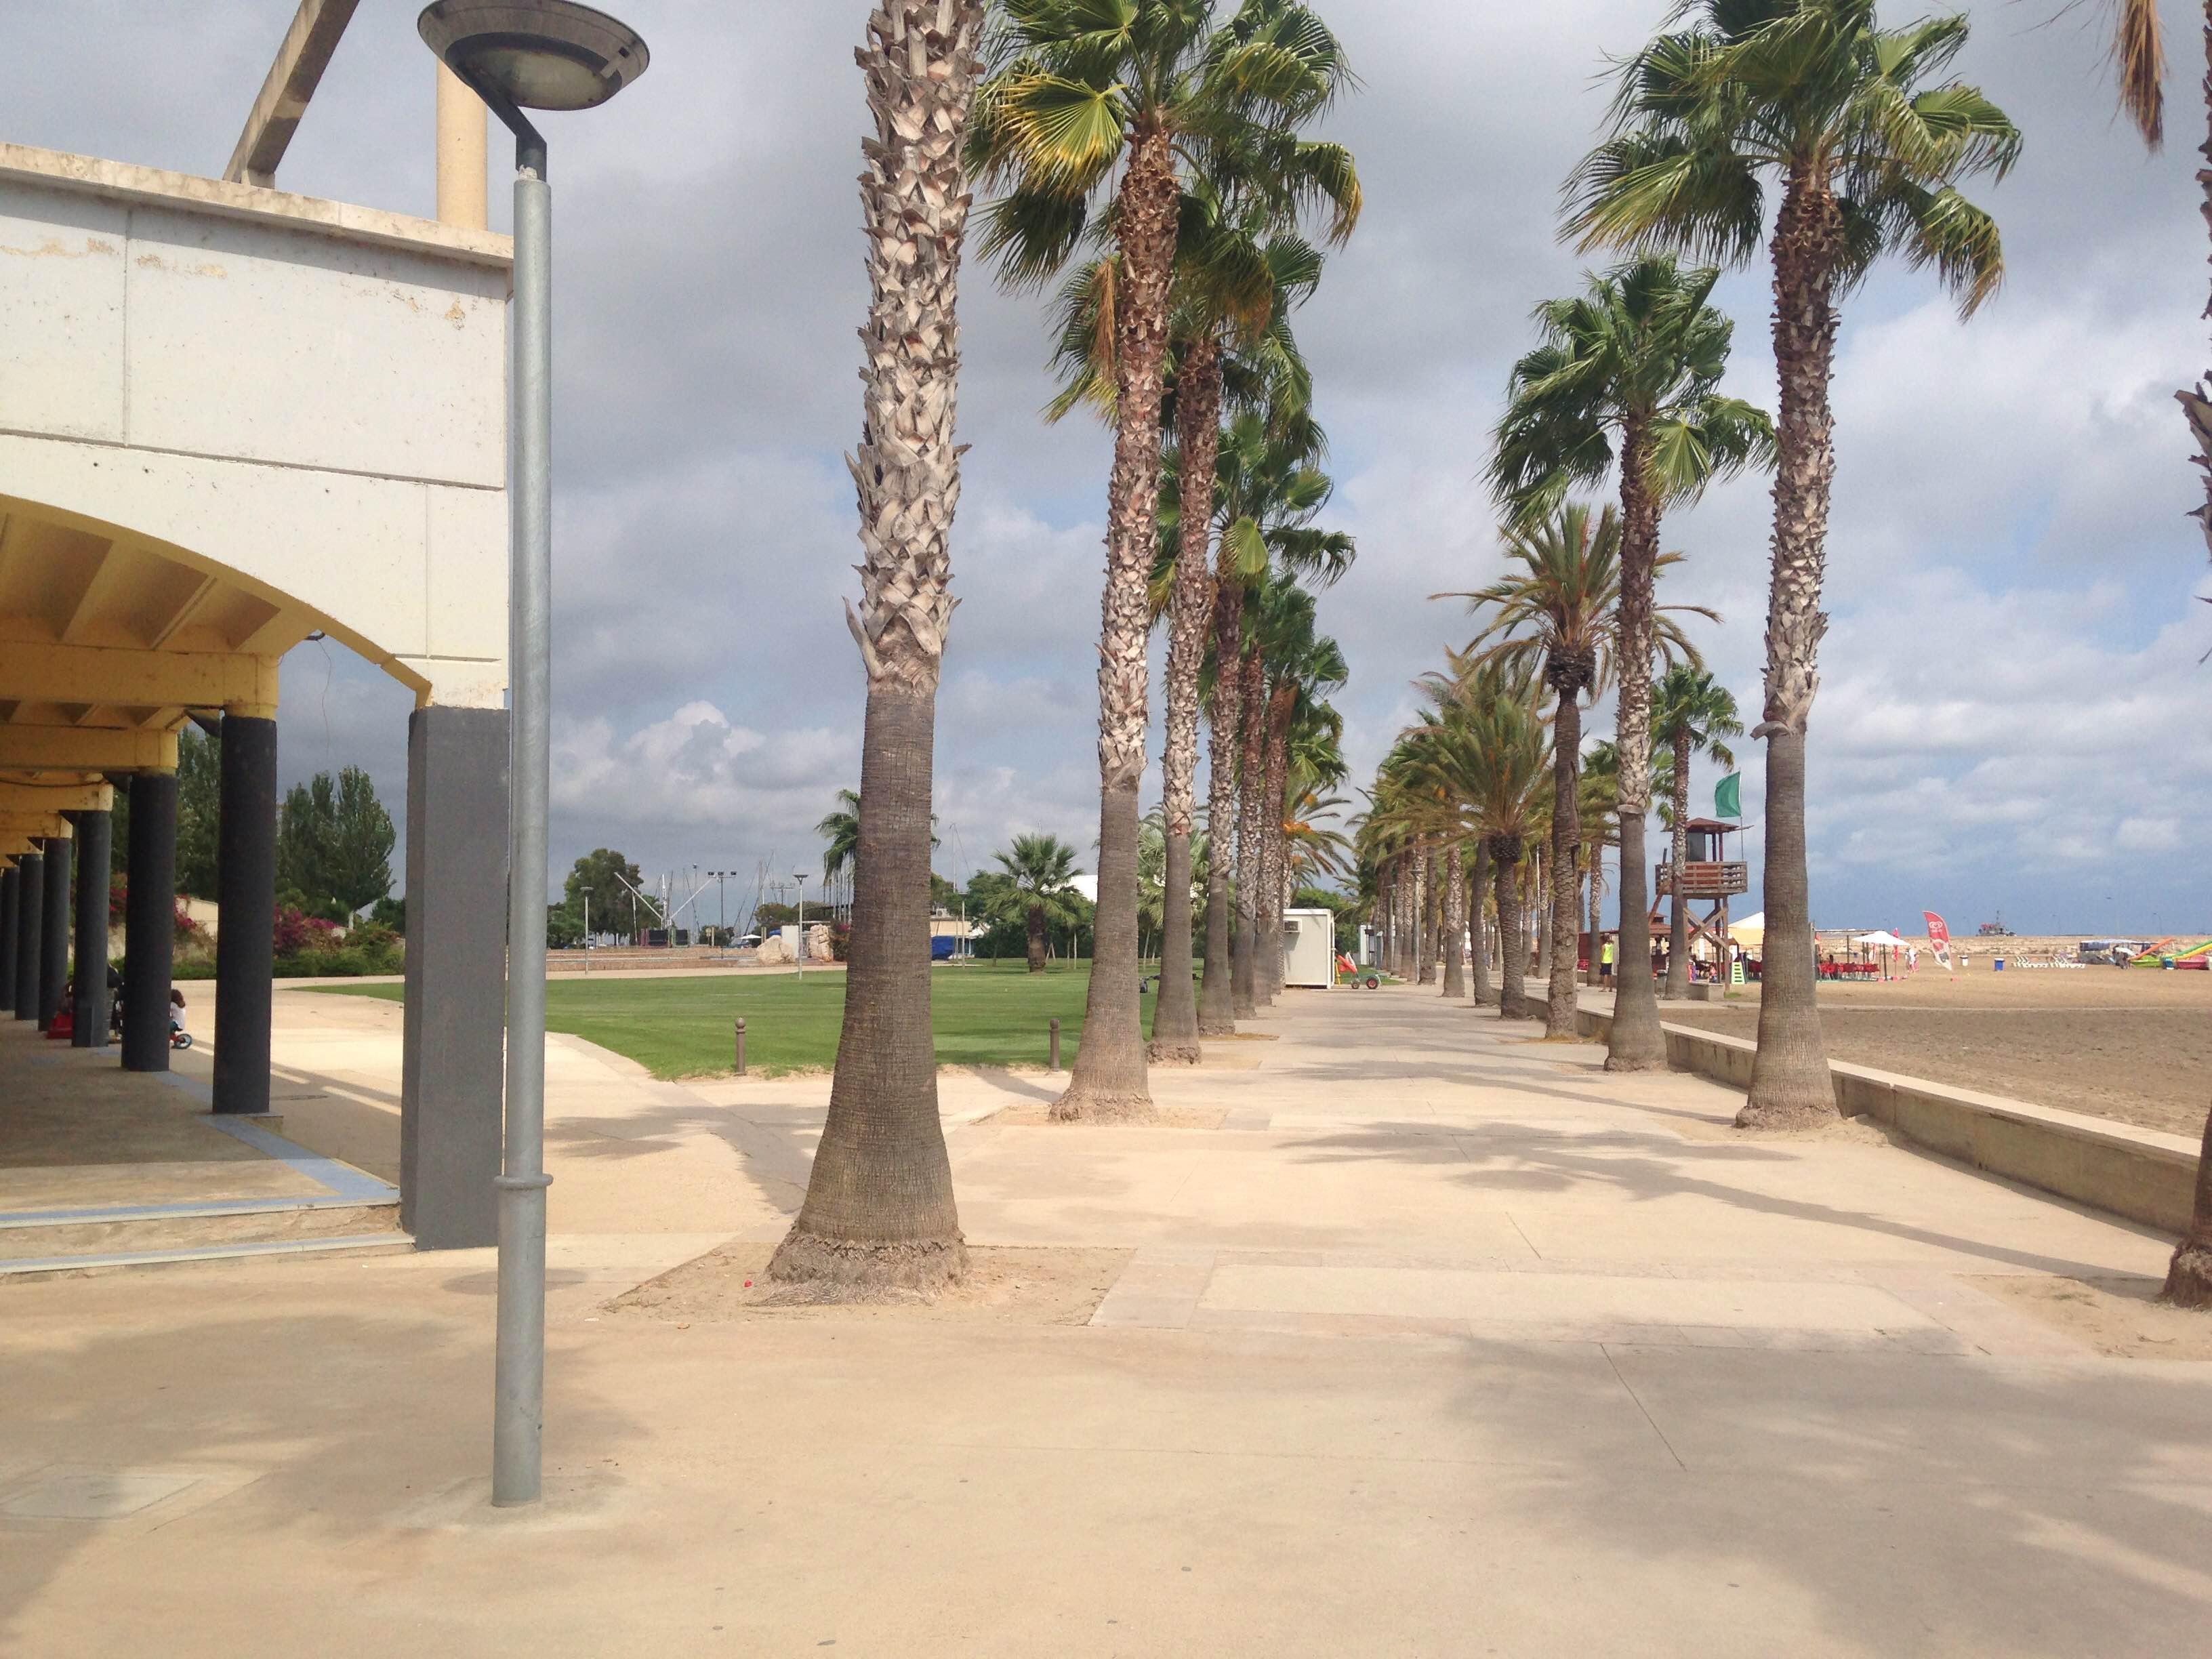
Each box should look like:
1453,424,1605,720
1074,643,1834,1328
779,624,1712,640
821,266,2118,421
276,775,338,918
981,833,1085,974
370,895,407,936
564,848,642,935
273,766,394,920
176,724,222,900
327,768,396,916
546,904,583,950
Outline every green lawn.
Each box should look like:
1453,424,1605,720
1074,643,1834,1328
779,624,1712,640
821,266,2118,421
316,961,1157,1080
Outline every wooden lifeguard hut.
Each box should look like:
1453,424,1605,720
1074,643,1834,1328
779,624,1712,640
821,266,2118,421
1653,819,1750,964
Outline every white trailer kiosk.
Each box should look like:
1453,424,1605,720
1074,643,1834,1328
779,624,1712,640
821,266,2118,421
1283,908,1338,990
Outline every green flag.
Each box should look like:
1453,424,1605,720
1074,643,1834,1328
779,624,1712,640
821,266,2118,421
1715,773,1742,820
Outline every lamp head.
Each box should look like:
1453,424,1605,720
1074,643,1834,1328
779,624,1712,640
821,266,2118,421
417,1,648,112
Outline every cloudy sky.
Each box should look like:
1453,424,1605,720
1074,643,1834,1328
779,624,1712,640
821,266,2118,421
16,1,2212,935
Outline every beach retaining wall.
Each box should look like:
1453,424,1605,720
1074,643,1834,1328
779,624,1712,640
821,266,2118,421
1576,1006,2199,1235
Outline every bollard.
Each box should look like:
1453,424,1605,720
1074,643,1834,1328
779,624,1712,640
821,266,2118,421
1048,1017,1062,1071
733,1016,747,1076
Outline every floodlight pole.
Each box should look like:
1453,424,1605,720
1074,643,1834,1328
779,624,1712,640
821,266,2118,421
479,83,554,1511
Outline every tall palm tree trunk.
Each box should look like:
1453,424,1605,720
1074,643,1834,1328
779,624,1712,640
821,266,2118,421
1056,123,1179,1124
1606,418,1666,1069
773,0,981,1294
1258,683,1294,1003
1232,649,1265,1017
1533,849,1552,981
1740,166,1841,1130
2165,8,2212,1307
1665,728,1694,998
1151,336,1223,1063
1586,855,1603,989
1199,575,1244,1036
1442,845,1466,999
1492,840,1527,1017
1025,903,1047,973
1467,842,1491,1004
1545,686,1584,1037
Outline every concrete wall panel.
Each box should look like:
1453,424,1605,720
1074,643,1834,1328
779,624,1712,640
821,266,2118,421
0,184,128,442
426,483,509,662
122,206,506,488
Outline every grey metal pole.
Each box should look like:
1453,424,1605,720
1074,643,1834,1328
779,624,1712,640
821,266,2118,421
493,144,554,1510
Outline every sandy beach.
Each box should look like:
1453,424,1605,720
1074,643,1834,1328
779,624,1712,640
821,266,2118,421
1663,955,2212,1137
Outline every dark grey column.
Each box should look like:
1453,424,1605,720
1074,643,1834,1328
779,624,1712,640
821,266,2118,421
0,865,18,1012
72,806,112,1048
123,773,178,1071
213,713,277,1115
39,832,71,1030
401,704,510,1249
12,851,41,1021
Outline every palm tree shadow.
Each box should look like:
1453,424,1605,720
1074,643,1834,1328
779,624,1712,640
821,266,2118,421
1443,1332,2212,1654
1284,1120,2161,1281
0,1308,641,1651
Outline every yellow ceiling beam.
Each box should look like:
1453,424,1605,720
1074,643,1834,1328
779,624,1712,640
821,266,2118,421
0,781,113,813
0,642,278,716
0,726,179,772
0,812,73,838
1,838,37,861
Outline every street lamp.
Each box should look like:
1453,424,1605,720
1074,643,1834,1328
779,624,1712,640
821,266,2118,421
794,868,809,980
579,886,591,973
416,0,648,1512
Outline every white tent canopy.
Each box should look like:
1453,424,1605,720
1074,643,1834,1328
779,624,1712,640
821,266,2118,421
1854,931,1910,948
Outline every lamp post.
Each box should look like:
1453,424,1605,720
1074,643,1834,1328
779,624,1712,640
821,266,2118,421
416,0,647,1512
579,886,591,973
794,869,809,979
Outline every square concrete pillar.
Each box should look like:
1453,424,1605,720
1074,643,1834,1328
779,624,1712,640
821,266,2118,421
123,772,178,1072
0,865,18,1012
12,851,41,1022
39,834,70,1030
71,808,112,1048
401,704,510,1250
213,713,279,1115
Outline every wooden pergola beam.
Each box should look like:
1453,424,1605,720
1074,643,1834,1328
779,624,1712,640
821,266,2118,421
222,0,365,188
0,642,277,716
0,812,73,838
0,781,114,813
0,726,180,773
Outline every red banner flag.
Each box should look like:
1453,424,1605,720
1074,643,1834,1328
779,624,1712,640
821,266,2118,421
1923,912,1954,975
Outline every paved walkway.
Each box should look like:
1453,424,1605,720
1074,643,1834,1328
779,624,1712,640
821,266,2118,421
2,983,2206,1656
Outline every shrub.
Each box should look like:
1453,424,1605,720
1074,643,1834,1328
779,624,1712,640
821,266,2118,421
831,922,853,962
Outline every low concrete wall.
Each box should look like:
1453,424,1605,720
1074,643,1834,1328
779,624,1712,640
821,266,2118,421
1576,1007,2198,1234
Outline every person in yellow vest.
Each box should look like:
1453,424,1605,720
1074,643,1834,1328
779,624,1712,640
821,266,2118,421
1599,937,1616,983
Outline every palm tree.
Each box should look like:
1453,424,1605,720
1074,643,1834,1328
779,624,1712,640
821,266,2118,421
991,833,1086,974
2068,3,2212,1311
771,1,985,1298
817,789,861,908
1650,666,1742,998
1489,255,1770,1069
972,0,1353,1122
1057,241,1339,1060
1441,503,1714,1038
1569,0,2018,1128
1580,739,1622,989
1398,686,1552,1019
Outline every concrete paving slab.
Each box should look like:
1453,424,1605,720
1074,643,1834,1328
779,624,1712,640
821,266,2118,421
3,976,2206,1655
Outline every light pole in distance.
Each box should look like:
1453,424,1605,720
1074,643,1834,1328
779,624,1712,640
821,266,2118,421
794,868,810,980
579,886,591,973
416,0,648,1511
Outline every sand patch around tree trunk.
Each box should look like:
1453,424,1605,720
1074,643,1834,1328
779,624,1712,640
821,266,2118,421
607,1242,1133,1324
1971,1274,2212,1360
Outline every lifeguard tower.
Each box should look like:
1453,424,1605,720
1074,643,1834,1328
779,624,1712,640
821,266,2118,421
1654,819,1750,965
